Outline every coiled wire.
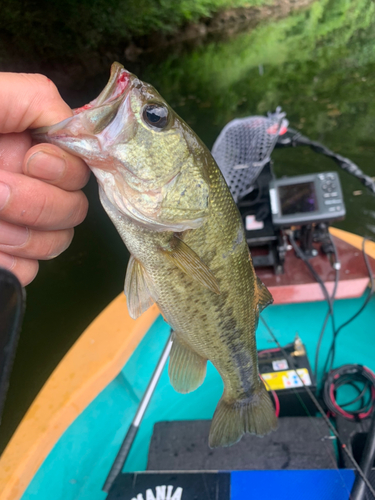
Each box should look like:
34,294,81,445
323,364,375,420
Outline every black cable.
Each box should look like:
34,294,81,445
334,378,371,414
314,311,331,379
314,231,340,381
260,315,375,499
287,229,339,382
289,232,374,382
323,238,375,374
287,230,334,311
340,381,370,410
323,365,375,420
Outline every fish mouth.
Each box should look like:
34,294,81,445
73,62,130,114
32,62,131,141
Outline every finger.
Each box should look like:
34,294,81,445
0,132,32,173
0,220,74,260
0,170,88,230
0,252,39,286
23,143,91,191
0,72,72,133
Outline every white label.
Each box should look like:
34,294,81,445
282,369,312,388
246,215,264,230
135,486,183,500
272,359,289,371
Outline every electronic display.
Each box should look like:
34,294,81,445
269,172,345,227
279,182,317,215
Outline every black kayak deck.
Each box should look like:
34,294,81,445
147,417,335,471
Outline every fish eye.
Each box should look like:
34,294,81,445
142,104,169,130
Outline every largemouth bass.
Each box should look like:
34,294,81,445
33,62,277,447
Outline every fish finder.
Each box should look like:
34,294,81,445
211,112,363,273
269,172,345,227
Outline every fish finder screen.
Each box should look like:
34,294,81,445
279,182,317,215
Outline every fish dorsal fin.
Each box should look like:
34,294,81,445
124,256,156,319
256,276,273,312
161,236,220,295
169,332,207,393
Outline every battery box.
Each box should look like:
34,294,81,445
258,336,317,417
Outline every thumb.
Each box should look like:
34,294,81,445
0,72,72,133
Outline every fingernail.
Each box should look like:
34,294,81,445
27,152,66,181
0,182,11,210
0,252,15,270
0,222,29,246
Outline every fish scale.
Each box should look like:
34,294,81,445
33,61,277,448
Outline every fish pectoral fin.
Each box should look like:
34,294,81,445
124,256,156,319
160,236,220,295
256,276,273,312
169,333,207,394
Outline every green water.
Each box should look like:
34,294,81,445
1,0,375,452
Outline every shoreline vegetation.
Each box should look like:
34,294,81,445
140,0,375,151
1,0,373,155
1,0,314,86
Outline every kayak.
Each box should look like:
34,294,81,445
0,227,374,500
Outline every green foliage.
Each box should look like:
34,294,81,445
0,0,264,63
142,0,375,145
140,0,375,236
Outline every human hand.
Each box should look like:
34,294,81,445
0,73,90,285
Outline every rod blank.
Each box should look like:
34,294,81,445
102,334,173,493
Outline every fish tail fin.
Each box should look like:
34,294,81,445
209,382,278,448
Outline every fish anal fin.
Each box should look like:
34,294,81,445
256,276,273,312
209,381,278,448
124,256,155,319
161,235,220,295
169,333,207,394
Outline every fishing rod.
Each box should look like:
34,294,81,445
276,127,375,196
350,409,375,500
102,333,173,494
260,315,375,500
